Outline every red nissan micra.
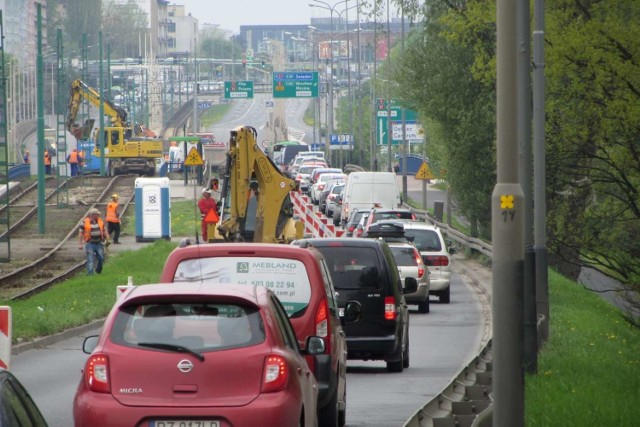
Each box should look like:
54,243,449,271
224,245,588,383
159,243,358,427
73,283,321,427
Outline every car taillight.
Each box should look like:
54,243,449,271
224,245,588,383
296,174,303,181
318,184,325,191
348,225,355,233
384,296,396,320
315,299,328,338
413,249,425,278
85,354,110,393
424,255,449,267
262,355,289,393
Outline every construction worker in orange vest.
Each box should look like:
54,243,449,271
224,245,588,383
78,208,106,275
44,150,52,175
67,148,80,176
105,193,122,244
198,188,218,242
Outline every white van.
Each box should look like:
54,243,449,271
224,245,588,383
340,172,402,224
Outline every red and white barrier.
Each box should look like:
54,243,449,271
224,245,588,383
0,306,12,370
291,191,346,238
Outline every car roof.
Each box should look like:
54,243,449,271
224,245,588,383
401,222,440,231
296,237,385,249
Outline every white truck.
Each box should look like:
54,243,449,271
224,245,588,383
340,172,402,224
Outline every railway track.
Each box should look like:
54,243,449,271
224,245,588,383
0,175,137,300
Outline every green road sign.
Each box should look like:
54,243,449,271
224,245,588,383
272,72,319,98
224,81,254,99
375,99,421,145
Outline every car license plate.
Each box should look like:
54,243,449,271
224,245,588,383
151,421,220,427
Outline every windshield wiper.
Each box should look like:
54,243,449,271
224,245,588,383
138,342,205,361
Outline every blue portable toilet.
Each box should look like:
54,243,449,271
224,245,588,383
135,177,171,242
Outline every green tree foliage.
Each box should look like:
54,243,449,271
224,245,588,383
62,0,102,55
102,0,149,59
393,1,496,238
391,0,639,308
543,0,640,292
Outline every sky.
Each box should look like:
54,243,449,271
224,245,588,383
178,0,324,34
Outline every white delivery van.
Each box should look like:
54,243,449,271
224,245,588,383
340,172,402,224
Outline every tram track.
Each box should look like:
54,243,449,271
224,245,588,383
0,175,137,300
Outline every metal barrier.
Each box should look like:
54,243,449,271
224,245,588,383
8,164,31,180
402,203,495,427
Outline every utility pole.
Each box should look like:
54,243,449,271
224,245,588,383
36,4,46,234
533,0,549,344
98,31,105,176
385,0,392,173
493,0,525,425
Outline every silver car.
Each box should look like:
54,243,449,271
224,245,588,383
388,242,431,313
402,223,454,303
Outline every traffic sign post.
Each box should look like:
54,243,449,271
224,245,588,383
224,81,254,99
272,72,319,98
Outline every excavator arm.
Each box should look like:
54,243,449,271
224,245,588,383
66,79,130,132
217,126,303,243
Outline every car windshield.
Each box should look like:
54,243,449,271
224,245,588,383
111,302,265,352
404,229,442,252
172,257,312,317
315,246,381,290
389,246,418,266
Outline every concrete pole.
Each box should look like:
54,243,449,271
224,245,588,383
36,4,45,234
533,0,549,343
99,31,105,176
493,0,525,424
517,0,538,374
385,0,392,173
401,10,407,197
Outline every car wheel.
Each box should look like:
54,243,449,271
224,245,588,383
439,286,451,304
418,298,430,313
318,388,339,427
386,347,404,373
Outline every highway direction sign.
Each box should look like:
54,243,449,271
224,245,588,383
272,72,319,98
224,81,254,99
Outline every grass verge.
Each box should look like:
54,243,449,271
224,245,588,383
525,269,640,425
199,104,232,128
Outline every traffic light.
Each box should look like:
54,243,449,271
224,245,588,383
242,59,247,68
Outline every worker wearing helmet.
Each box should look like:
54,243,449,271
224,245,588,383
78,208,106,275
105,193,122,244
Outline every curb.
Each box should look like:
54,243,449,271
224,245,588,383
11,318,105,356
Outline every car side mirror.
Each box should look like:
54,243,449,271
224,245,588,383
82,335,99,354
403,277,418,294
342,301,362,325
305,336,326,355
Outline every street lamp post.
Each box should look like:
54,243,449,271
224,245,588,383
309,0,350,167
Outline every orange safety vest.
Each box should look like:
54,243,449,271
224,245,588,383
83,217,105,242
68,151,79,164
44,152,51,166
106,202,120,223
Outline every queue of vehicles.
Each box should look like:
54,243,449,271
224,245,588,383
6,126,456,426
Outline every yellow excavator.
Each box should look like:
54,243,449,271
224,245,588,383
66,79,163,176
215,126,304,243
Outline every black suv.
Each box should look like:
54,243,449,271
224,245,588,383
295,238,417,372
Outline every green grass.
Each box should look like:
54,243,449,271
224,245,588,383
525,269,640,425
121,199,203,238
199,104,232,128
303,103,315,126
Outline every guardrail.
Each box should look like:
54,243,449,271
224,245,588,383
403,204,495,427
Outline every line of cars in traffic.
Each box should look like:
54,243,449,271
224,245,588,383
5,165,456,427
